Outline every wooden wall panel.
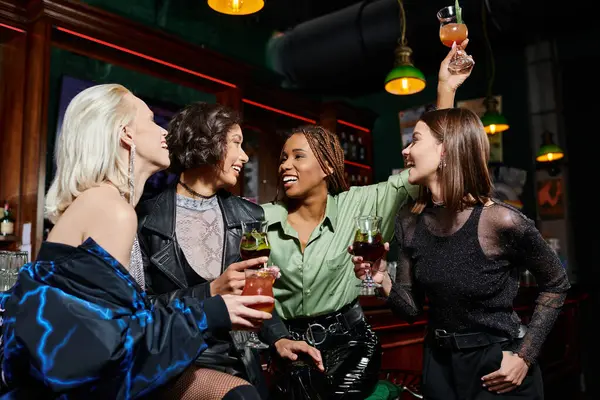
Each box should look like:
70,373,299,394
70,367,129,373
19,18,51,255
0,32,26,216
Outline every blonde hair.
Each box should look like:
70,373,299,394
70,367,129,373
45,84,136,223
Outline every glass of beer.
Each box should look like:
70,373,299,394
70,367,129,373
241,267,278,349
352,216,385,289
240,221,270,266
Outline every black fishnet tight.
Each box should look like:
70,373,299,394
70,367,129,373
160,367,251,400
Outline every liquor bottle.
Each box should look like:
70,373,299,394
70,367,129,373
349,134,357,161
1,201,15,236
340,132,349,158
357,136,366,162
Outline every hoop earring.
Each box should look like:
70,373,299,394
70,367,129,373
128,144,136,205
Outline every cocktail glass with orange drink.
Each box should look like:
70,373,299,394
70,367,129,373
241,267,278,349
437,3,474,74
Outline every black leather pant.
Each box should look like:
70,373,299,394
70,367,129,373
271,314,381,400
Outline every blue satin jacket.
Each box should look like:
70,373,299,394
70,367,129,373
0,237,230,399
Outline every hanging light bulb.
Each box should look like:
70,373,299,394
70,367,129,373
384,0,426,95
536,130,564,163
208,0,264,15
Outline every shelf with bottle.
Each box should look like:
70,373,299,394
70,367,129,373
344,169,372,187
339,129,370,166
320,100,376,185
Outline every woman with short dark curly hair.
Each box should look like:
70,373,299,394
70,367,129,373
167,102,240,175
136,102,322,400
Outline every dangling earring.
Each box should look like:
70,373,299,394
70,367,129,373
438,158,446,170
128,143,135,205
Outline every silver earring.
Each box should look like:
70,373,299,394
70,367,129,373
128,144,135,204
438,159,446,170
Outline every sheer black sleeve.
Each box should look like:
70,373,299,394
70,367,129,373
387,207,424,322
500,208,571,364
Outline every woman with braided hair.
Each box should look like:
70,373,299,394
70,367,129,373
263,43,473,399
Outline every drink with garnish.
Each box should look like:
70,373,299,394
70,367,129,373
352,216,385,289
437,1,474,74
241,267,278,348
240,221,270,265
242,268,277,313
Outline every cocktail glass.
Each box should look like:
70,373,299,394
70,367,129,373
437,5,474,74
241,267,278,349
352,216,385,289
240,221,271,265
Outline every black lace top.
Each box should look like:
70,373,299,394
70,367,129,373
387,200,570,364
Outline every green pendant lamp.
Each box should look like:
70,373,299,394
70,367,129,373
481,96,509,134
385,0,426,95
536,130,564,162
208,0,264,15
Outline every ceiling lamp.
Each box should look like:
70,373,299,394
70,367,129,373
207,0,264,15
481,96,509,134
481,2,509,134
384,0,425,95
536,130,564,163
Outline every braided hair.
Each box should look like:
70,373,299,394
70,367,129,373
291,125,349,195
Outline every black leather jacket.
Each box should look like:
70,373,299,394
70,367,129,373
136,180,290,390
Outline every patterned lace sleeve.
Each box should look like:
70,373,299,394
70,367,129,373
386,207,424,322
503,209,571,364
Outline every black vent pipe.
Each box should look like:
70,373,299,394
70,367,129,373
266,0,401,88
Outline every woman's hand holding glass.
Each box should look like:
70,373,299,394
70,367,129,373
221,294,274,331
210,256,271,296
349,242,391,294
438,39,473,93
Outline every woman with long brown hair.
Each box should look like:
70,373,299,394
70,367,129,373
353,108,570,399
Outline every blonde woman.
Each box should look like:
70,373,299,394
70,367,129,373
0,84,272,399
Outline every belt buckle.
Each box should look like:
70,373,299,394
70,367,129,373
305,323,327,346
434,329,449,338
434,329,462,350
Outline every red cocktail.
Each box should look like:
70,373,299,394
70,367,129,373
352,216,384,290
241,267,278,349
352,231,385,264
241,269,276,314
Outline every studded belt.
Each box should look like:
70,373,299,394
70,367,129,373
284,301,365,346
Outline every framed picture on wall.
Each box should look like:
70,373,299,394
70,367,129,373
457,96,503,164
537,177,564,220
398,103,435,148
